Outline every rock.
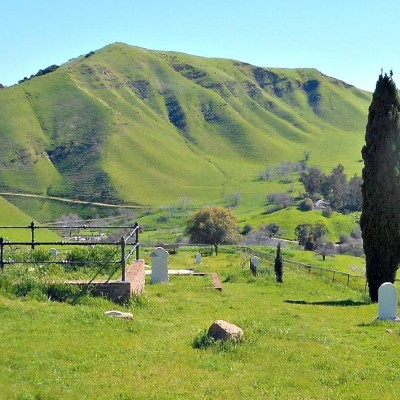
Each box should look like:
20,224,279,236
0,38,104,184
208,320,243,342
105,310,133,319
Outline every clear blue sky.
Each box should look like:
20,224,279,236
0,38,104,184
2,0,399,91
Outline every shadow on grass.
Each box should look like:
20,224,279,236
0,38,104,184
284,299,370,307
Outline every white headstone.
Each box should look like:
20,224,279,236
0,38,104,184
251,256,260,268
151,247,169,284
195,253,202,264
50,248,59,257
378,282,399,320
250,256,260,276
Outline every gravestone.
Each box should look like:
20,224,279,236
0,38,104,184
250,256,260,276
50,248,59,258
195,253,202,264
378,282,400,321
151,247,169,284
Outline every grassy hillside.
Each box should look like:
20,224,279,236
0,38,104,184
1,248,399,399
0,43,371,220
0,196,59,241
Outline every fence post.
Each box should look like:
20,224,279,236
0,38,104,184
134,222,139,260
121,236,126,281
30,221,35,250
0,237,4,271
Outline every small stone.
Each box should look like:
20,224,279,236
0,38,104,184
105,310,133,319
208,320,243,342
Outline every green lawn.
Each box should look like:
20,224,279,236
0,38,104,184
0,247,398,399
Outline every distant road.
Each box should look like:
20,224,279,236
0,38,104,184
0,192,141,209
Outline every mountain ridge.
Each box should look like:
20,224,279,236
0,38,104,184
0,42,371,221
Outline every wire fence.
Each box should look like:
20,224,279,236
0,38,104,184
237,246,368,292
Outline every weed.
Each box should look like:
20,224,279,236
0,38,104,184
192,329,216,349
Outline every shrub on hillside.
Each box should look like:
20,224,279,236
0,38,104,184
267,192,295,209
322,206,333,218
299,197,313,211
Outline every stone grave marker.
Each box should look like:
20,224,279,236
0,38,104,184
196,253,202,264
378,282,400,321
151,247,169,284
250,256,260,276
50,248,59,258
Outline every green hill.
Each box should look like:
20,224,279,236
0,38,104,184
0,196,59,241
0,43,371,220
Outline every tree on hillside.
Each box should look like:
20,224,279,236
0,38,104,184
274,243,283,283
299,167,326,196
361,72,400,302
346,175,363,211
295,222,327,251
186,206,240,255
325,164,348,210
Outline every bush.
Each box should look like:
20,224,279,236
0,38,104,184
65,246,118,271
322,206,333,218
241,224,253,235
46,283,83,303
268,192,295,208
351,226,362,239
192,329,215,349
265,223,280,238
299,198,313,211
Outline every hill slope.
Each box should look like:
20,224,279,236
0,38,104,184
0,43,371,210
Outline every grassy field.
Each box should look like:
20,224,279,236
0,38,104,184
0,247,398,399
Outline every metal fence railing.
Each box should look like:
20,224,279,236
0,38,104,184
0,222,140,282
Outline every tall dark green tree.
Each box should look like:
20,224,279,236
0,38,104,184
274,243,283,283
361,72,400,302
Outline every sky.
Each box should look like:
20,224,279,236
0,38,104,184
1,0,400,92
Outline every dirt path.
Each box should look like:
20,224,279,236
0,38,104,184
0,192,141,209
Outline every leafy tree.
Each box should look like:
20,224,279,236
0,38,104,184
295,221,327,251
265,223,280,238
295,224,313,247
274,243,283,283
361,72,400,302
300,167,326,196
345,175,362,211
186,206,240,255
326,164,347,210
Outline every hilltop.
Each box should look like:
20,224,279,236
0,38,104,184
0,43,371,222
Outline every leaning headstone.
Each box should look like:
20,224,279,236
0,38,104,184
250,256,260,276
195,253,202,264
208,320,243,342
151,247,169,284
50,248,59,258
378,282,400,321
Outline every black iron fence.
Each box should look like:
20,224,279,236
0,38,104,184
238,246,367,292
0,222,140,282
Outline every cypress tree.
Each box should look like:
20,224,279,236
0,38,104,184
361,72,400,302
274,243,283,283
